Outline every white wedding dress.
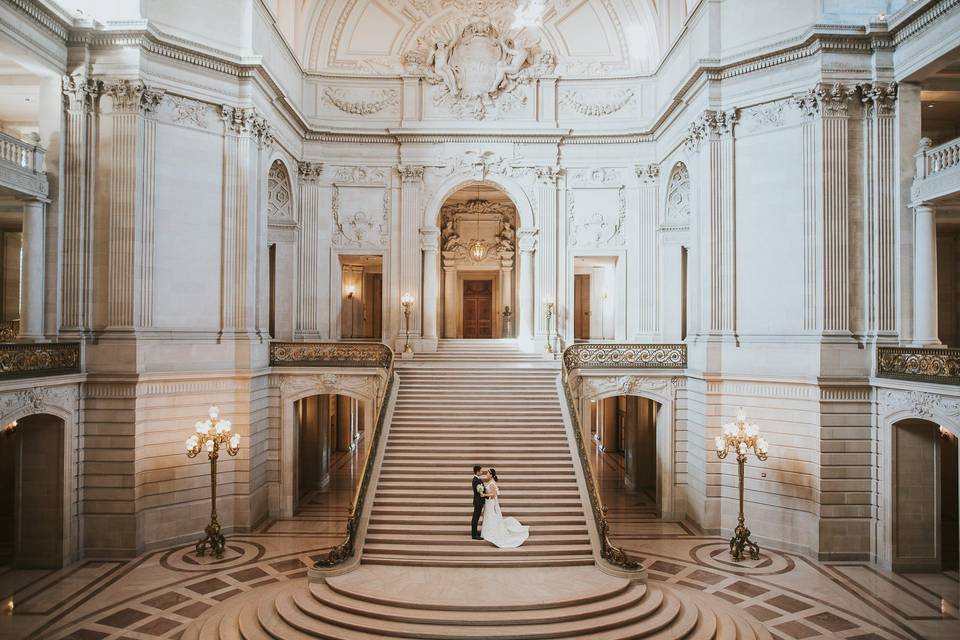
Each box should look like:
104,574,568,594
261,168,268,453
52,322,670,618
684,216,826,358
480,480,529,548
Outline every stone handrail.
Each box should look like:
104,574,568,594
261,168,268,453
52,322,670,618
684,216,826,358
877,346,960,385
268,341,395,568
559,373,640,571
0,343,81,379
563,343,687,372
916,136,960,179
0,131,48,199
0,131,44,173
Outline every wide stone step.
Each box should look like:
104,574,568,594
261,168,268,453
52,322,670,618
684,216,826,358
362,542,594,557
361,555,596,569
364,533,589,547
369,506,585,517
365,524,588,536
367,514,588,526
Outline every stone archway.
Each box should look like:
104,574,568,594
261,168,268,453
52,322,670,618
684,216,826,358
436,183,518,339
574,375,679,520
877,389,960,571
0,412,67,568
420,171,538,351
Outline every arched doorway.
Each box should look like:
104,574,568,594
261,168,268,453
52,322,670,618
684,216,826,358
892,418,959,572
590,395,664,520
438,183,517,339
293,394,368,516
0,413,65,569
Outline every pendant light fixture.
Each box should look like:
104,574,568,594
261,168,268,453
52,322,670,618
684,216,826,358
468,183,488,262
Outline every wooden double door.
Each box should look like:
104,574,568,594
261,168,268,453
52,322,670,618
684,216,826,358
462,280,493,338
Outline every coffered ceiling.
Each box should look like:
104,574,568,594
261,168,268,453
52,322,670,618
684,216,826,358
297,0,661,76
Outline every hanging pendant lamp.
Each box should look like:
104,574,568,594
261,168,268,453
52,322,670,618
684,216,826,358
468,184,488,262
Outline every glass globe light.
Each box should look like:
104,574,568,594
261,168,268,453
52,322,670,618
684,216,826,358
208,406,219,420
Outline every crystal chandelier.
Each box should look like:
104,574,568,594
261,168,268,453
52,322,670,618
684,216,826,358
468,185,488,262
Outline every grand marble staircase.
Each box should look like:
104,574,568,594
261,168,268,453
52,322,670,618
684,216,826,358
182,340,772,640
364,339,593,567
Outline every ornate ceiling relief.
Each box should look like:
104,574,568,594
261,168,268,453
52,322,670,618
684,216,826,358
403,15,556,119
662,162,690,229
321,87,400,116
559,88,635,117
878,389,960,422
331,167,390,249
567,185,626,248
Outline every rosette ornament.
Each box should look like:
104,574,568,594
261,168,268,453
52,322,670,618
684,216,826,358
185,406,241,558
715,408,769,561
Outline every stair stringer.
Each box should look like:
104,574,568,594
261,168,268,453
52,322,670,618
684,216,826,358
555,375,648,582
308,371,400,579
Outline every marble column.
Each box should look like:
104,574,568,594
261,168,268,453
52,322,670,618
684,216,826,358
296,162,324,339
861,83,899,339
518,229,538,351
19,198,45,339
398,166,424,350
103,80,164,331
635,163,660,339
913,203,939,345
60,74,102,335
500,259,513,337
443,263,457,338
420,228,440,351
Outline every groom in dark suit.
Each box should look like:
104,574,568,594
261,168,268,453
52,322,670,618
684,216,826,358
471,465,485,539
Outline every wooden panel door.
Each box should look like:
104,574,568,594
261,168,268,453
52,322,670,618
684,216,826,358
462,280,493,338
574,274,591,340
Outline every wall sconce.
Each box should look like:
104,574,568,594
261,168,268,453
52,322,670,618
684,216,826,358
345,284,356,299
1,421,16,436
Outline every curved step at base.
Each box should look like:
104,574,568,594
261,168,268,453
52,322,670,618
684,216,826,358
182,566,773,640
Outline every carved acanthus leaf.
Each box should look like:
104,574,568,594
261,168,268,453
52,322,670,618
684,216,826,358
560,88,635,117
322,87,399,116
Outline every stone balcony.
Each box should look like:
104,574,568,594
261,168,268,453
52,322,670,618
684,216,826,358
876,345,960,386
912,135,960,204
0,130,48,199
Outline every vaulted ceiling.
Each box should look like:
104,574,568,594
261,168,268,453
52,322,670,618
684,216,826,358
293,0,665,76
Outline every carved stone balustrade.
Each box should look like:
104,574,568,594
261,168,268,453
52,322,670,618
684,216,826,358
0,131,48,199
877,346,960,386
270,341,393,369
563,343,687,372
912,135,960,204
0,343,81,379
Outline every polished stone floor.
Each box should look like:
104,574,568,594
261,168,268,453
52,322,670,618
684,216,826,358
1,448,958,639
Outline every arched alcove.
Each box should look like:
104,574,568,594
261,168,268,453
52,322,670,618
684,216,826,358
437,183,518,339
891,418,959,572
0,413,66,569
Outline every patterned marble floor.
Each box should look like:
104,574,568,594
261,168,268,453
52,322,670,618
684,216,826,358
1,447,957,639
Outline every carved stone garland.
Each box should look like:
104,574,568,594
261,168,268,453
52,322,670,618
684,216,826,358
567,186,626,248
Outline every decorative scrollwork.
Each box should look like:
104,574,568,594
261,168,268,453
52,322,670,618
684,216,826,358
877,346,960,385
270,342,393,369
0,320,19,342
560,379,639,571
563,343,687,371
0,343,81,379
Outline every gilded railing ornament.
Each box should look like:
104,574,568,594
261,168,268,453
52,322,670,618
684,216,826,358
560,380,640,571
270,342,393,369
877,346,960,385
0,343,81,379
0,320,19,342
563,343,687,371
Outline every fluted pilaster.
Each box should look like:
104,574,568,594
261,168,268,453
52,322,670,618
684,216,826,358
534,167,559,341
398,165,424,344
60,73,102,334
296,162,324,338
635,163,660,338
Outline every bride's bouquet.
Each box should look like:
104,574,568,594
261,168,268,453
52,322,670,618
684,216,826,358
476,484,485,496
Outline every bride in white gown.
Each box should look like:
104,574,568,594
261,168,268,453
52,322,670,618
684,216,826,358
480,468,529,548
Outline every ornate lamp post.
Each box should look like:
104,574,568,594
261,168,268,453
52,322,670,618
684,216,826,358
400,292,414,354
544,295,554,353
715,408,769,561
186,406,240,558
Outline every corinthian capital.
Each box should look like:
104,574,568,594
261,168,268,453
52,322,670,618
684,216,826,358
635,163,660,183
105,79,165,114
219,105,265,136
682,109,737,151
859,81,898,117
62,74,103,111
534,166,560,184
795,82,856,119
298,162,324,182
398,165,425,182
